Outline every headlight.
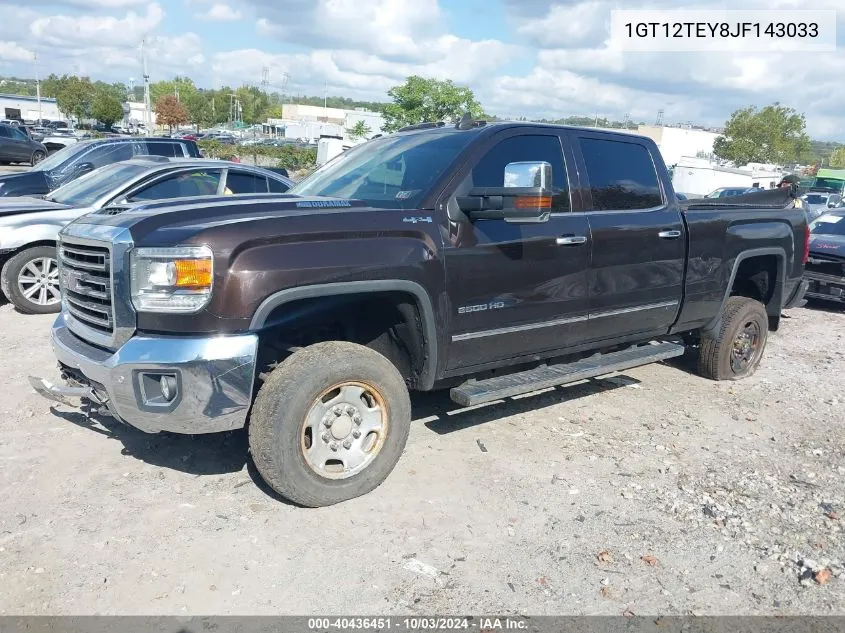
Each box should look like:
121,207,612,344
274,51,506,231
130,246,213,313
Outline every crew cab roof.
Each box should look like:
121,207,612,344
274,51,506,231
392,120,653,144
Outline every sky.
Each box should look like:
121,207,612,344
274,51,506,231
0,1,842,139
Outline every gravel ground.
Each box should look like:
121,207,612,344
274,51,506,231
0,298,843,616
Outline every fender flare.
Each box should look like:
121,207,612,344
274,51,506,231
249,280,439,390
703,247,786,336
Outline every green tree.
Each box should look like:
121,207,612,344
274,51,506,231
381,76,485,132
150,76,197,105
184,91,213,130
154,94,189,133
56,76,95,122
90,90,124,127
829,147,845,169
347,120,372,140
235,85,270,124
713,104,811,166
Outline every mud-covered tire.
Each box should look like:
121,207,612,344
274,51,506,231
698,296,768,381
0,245,61,314
248,341,411,507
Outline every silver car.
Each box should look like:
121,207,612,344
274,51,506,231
0,156,293,313
802,192,843,222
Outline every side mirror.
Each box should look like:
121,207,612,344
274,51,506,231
457,161,554,223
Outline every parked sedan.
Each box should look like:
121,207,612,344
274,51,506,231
804,210,845,306
0,157,293,313
802,192,843,222
0,123,48,166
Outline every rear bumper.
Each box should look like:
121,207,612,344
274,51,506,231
804,272,845,304
31,316,258,434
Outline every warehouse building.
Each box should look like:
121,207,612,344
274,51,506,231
0,93,64,123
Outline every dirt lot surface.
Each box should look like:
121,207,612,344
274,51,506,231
0,299,843,616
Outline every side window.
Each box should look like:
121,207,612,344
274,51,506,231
224,171,269,194
268,177,290,193
10,128,28,141
83,143,134,169
0,126,12,138
464,135,570,212
579,137,663,211
143,142,181,157
129,170,222,201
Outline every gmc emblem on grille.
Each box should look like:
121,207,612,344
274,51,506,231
62,269,85,293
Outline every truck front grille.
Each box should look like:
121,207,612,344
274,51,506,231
59,242,114,334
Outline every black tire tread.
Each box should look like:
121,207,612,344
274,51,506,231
698,296,768,381
248,340,411,507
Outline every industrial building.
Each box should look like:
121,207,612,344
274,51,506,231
0,93,64,123
262,104,385,143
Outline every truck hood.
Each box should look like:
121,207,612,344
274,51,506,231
0,171,50,197
0,195,70,218
64,194,381,243
809,234,845,259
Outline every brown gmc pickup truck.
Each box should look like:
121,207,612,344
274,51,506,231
31,119,809,506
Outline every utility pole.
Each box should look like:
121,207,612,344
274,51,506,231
324,80,328,121
141,39,151,136
34,52,42,124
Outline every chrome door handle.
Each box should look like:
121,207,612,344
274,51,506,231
658,230,682,239
556,236,587,245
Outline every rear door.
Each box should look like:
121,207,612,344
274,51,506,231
570,132,685,341
442,130,592,370
222,169,270,194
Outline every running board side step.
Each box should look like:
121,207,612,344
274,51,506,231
449,342,685,407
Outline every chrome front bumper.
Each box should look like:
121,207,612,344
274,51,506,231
30,315,259,434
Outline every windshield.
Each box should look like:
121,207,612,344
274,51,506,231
48,162,150,207
30,142,90,173
810,214,845,236
290,131,476,209
813,177,845,191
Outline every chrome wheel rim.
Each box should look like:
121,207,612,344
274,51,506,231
731,320,761,373
301,381,388,480
17,257,60,306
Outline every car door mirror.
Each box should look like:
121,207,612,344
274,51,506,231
457,161,554,223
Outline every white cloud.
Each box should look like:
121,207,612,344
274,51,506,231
0,41,35,64
30,3,164,48
196,3,242,22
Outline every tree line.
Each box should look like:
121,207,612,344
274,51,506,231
3,72,840,169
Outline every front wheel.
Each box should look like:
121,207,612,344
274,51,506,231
248,341,411,507
698,296,768,380
0,246,62,314
30,150,45,166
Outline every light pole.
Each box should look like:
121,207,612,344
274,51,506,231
34,53,42,124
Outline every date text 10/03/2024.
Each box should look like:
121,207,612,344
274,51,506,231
307,618,527,631
624,22,819,39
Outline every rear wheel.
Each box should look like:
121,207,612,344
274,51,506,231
698,296,768,380
0,246,61,314
248,341,411,507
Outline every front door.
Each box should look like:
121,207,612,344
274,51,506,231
443,130,592,370
570,131,685,341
